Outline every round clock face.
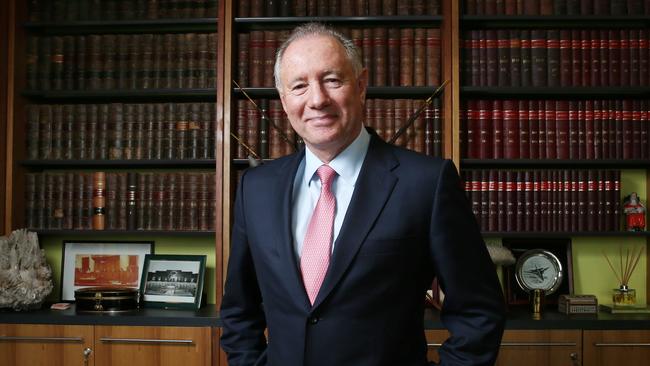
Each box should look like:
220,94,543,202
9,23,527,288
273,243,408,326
515,249,563,295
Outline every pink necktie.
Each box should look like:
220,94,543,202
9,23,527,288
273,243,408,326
301,164,337,305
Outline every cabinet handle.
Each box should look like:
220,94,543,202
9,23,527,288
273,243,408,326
0,336,84,343
594,343,650,347
500,342,577,347
427,343,443,348
83,347,92,366
99,337,194,345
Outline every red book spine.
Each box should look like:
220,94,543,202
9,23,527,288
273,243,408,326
492,100,504,158
466,100,478,158
470,171,481,225
528,100,539,159
559,29,572,86
622,99,633,159
503,99,519,159
600,29,610,86
497,171,506,231
480,170,489,230
531,29,547,86
486,30,498,86
568,100,579,159
509,30,521,86
604,170,613,231
506,171,517,231
478,100,493,158
497,29,510,86
630,29,640,86
641,100,648,159
585,100,595,159
545,100,557,159
570,170,579,231
488,170,498,232
590,29,601,86
580,29,591,86
523,171,533,231
479,30,488,86
536,101,546,158
562,170,571,231
539,170,549,232
640,30,648,86
597,170,606,231
556,100,569,159
609,29,621,86
586,170,597,231
520,29,532,86
571,29,582,86
592,100,602,159
517,171,526,231
387,28,400,86
600,100,610,159
518,100,530,159
619,29,631,87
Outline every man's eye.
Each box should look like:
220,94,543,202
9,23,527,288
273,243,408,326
325,78,342,86
290,84,307,93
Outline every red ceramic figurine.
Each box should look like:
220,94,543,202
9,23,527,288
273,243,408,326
623,192,646,231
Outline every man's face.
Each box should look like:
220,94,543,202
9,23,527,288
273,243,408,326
278,34,367,161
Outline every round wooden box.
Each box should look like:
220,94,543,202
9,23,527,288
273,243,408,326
74,287,139,313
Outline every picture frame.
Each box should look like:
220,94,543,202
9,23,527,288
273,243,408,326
61,240,154,302
503,238,573,307
139,254,206,309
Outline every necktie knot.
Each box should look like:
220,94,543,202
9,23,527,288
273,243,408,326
317,165,337,189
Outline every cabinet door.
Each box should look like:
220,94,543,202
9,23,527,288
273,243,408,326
496,330,581,366
426,329,581,366
0,324,94,366
94,326,211,366
584,330,650,366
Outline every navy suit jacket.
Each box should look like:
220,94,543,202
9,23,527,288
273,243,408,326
220,130,505,366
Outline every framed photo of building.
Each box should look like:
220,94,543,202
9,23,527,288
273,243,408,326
139,254,206,309
61,240,154,302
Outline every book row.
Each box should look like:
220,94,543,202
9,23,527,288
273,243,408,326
236,0,441,17
462,28,650,87
233,98,443,159
24,172,217,231
460,99,650,160
28,0,218,22
237,27,441,88
464,0,650,15
25,103,216,161
461,169,622,233
26,33,218,91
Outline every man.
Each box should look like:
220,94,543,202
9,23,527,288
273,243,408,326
221,23,505,366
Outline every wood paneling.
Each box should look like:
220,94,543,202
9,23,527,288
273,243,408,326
0,324,94,366
94,326,211,366
584,330,650,366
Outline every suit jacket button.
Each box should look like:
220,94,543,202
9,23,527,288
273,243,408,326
309,316,319,324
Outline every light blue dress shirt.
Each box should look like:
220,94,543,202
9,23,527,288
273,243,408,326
291,127,370,261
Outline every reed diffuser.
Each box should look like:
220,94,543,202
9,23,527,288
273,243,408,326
603,245,645,308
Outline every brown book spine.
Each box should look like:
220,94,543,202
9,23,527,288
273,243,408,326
374,27,388,86
92,172,106,230
26,105,40,159
541,0,554,13
51,106,63,160
362,28,373,84
105,173,117,229
263,31,277,87
399,28,414,86
176,103,188,160
236,99,247,159
259,99,270,159
187,103,200,160
622,99,633,159
387,28,400,86
413,28,426,86
249,31,264,87
426,28,441,86
97,104,109,159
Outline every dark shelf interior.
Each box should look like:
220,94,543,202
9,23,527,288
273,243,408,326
460,15,650,28
461,159,650,169
461,87,650,98
21,88,217,102
23,18,218,34
20,159,217,169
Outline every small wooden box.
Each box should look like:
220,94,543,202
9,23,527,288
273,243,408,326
75,287,139,313
558,294,598,315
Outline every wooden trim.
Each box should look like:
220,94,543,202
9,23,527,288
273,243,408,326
2,0,16,234
220,0,234,303
647,169,650,306
442,0,459,166
0,0,9,235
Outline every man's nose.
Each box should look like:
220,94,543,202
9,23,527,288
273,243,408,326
306,82,331,109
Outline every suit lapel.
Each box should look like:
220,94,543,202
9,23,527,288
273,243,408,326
312,135,399,308
271,149,312,308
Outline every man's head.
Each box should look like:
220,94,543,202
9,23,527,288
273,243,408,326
274,23,368,163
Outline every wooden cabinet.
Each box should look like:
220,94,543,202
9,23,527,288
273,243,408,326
583,330,650,366
0,324,212,366
497,330,581,366
426,329,581,366
0,324,94,366
94,326,212,366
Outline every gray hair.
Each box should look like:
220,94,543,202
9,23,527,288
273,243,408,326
273,23,363,91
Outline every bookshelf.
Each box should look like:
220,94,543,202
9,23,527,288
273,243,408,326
4,0,224,303
456,2,650,307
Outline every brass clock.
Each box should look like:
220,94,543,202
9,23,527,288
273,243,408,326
514,249,564,295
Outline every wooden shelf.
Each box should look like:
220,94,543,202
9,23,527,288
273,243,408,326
234,86,444,98
460,15,650,28
34,229,216,237
24,18,218,34
234,15,443,30
22,88,217,102
20,159,217,169
460,87,650,98
482,231,650,238
461,159,650,169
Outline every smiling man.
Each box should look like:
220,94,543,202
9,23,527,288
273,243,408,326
220,23,505,366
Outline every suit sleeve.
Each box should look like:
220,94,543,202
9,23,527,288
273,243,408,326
429,160,506,366
220,170,268,366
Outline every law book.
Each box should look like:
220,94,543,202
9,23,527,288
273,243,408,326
531,29,547,86
629,29,640,86
105,173,117,230
492,100,504,159
414,28,426,86
570,29,582,86
640,29,648,86
496,29,510,86
556,100,570,159
600,99,610,159
641,100,649,159
497,171,506,232
259,99,270,159
361,28,374,84
485,30,498,87
399,28,414,86
559,29,572,86
599,29,610,87
387,28,400,86
92,171,106,230
175,103,189,160
580,29,591,86
528,100,539,159
590,29,601,86
576,100,586,159
586,170,597,231
562,170,571,231
520,29,532,87
426,28,441,86
568,100,579,159
478,100,493,158
469,30,480,86
584,100,594,159
609,29,621,86
465,100,477,158
506,170,517,231
516,171,526,231
622,99,633,159
593,100,603,159
263,31,277,87
546,29,560,87
432,99,443,157
518,100,530,159
374,27,388,86
597,170,606,231
480,170,489,230
539,170,549,232
545,99,557,159
60,105,73,160
479,30,488,86
619,29,631,87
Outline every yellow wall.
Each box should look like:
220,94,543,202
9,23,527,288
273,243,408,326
41,234,217,304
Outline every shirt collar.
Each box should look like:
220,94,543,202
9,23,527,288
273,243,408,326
303,127,370,187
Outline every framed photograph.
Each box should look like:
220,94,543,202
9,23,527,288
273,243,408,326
503,238,573,307
139,254,206,309
61,240,154,302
